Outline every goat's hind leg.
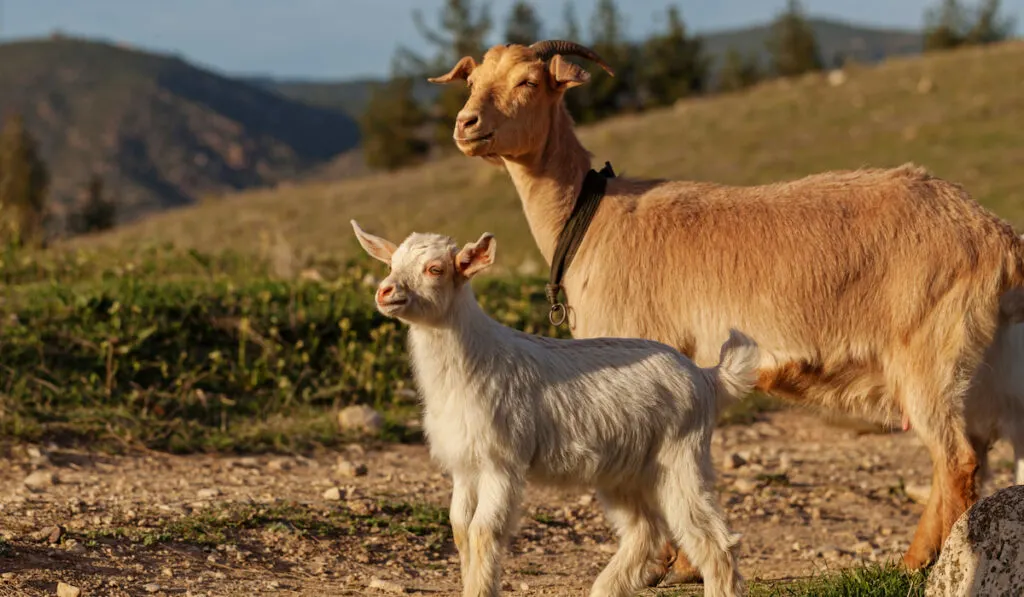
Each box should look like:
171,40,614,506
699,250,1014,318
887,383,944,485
657,445,743,597
589,491,661,597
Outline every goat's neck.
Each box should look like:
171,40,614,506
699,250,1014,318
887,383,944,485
407,287,505,376
502,104,591,266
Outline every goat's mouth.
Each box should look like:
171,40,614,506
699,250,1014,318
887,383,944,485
454,131,494,153
376,298,409,312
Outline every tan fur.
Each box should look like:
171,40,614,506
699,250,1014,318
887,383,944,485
430,43,1024,574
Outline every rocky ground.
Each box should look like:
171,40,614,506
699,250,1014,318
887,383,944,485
0,409,1017,597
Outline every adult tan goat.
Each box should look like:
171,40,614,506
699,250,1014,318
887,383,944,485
427,40,1024,584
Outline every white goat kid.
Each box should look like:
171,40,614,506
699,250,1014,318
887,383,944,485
351,220,756,597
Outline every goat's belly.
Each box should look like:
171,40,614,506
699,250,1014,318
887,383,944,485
528,441,657,490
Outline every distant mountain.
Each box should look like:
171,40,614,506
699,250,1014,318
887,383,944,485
250,18,923,120
0,36,361,230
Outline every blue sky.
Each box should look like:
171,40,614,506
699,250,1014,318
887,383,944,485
1,0,1021,80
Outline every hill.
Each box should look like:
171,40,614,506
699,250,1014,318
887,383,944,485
0,36,361,229
72,41,1024,276
251,18,922,119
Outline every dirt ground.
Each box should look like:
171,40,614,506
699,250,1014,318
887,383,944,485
0,410,1017,597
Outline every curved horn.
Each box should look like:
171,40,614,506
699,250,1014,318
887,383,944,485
529,40,615,77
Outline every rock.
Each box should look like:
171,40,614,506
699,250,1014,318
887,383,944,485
144,582,161,592
852,540,874,554
926,485,1024,597
778,454,794,472
196,488,221,499
724,452,747,470
338,405,384,435
904,483,930,505
335,459,368,478
368,576,406,593
64,540,86,554
322,487,345,501
828,69,847,87
56,582,81,597
267,458,292,472
23,470,57,491
39,525,63,544
732,477,759,494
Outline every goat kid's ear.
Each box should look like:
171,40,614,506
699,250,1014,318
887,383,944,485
548,54,591,90
427,56,477,84
350,220,397,264
455,232,496,278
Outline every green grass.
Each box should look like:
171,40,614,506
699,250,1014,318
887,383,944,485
753,563,927,596
72,41,1024,271
73,499,451,550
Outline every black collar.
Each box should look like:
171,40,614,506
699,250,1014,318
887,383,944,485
545,160,616,326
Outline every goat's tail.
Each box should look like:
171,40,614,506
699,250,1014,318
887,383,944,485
709,329,760,416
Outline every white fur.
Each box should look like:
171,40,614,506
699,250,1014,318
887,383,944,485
351,221,755,597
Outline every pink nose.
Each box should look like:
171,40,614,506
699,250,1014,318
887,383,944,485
456,111,480,134
376,284,395,303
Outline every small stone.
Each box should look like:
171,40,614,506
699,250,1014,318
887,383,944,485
905,483,931,505
368,576,406,593
267,458,292,472
197,488,221,499
852,540,874,553
161,567,174,578
732,477,758,493
64,540,86,554
778,454,794,472
338,405,384,435
23,470,57,491
56,582,82,597
322,487,345,501
144,582,161,593
43,525,63,544
724,452,747,470
519,583,530,592
578,493,594,507
335,459,368,478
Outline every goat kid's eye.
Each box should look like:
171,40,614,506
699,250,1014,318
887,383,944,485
426,265,444,277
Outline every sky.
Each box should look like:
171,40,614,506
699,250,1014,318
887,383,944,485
0,0,1021,80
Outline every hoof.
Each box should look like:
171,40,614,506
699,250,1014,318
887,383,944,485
659,563,704,587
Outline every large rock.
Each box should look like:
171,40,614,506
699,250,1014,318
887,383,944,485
337,404,384,435
926,485,1024,596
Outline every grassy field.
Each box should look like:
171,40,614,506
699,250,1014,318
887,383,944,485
70,40,1024,273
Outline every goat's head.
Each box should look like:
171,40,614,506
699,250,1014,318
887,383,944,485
351,220,496,326
428,40,613,161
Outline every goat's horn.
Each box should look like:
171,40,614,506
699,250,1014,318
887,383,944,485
529,40,615,77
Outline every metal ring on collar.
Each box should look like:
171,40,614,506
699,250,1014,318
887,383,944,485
549,303,567,326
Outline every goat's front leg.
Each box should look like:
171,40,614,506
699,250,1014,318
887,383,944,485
463,467,523,597
450,471,478,580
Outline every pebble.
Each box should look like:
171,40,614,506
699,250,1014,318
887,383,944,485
322,487,345,501
368,576,406,593
724,452,747,470
267,458,292,472
197,488,221,499
144,582,161,592
338,405,384,435
56,582,82,597
335,459,368,478
23,470,57,491
37,525,63,544
732,477,759,493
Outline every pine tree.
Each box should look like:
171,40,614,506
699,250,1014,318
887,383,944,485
639,6,707,109
924,0,968,50
361,66,431,172
408,0,493,147
579,0,634,123
965,0,1015,45
766,0,823,78
0,113,49,247
70,174,117,234
717,48,762,93
504,1,542,46
559,1,587,123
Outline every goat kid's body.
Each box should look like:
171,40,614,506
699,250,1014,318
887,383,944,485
408,289,745,597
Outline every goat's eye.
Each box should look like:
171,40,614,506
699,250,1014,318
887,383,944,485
426,265,444,277
518,80,537,88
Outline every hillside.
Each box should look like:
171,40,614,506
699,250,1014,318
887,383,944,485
73,41,1024,275
252,18,922,119
0,36,361,228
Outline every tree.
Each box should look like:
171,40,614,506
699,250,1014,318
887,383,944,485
403,0,493,147
577,0,635,123
504,1,542,46
965,0,1015,44
765,0,823,78
360,63,431,172
70,174,117,234
716,48,762,93
558,1,587,123
0,113,49,247
639,6,708,108
924,0,969,49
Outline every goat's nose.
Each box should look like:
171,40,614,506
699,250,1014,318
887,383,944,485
456,111,480,133
377,284,395,302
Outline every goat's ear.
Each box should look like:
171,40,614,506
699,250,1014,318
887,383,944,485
428,56,477,84
455,232,496,278
350,220,397,264
548,54,590,90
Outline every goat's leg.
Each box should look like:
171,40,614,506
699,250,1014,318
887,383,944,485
590,491,661,597
462,468,522,597
450,471,478,581
901,383,979,569
657,445,743,597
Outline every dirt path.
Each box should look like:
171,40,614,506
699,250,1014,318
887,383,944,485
0,410,1017,596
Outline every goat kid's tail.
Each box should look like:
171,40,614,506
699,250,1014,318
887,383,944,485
709,329,760,416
